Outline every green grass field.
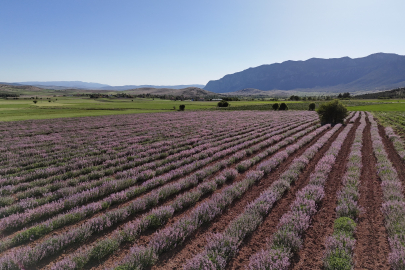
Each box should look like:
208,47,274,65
0,96,403,122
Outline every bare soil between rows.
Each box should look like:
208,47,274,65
40,121,317,269
288,120,359,269
352,117,391,269
150,125,336,270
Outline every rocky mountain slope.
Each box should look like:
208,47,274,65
204,53,405,93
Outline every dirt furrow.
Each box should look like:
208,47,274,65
352,119,390,269
150,125,342,270
90,125,325,270
378,124,405,188
226,125,350,270
287,120,359,270
41,123,319,270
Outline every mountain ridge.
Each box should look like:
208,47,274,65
204,53,405,93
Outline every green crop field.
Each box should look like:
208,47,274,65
0,97,276,121
0,95,403,122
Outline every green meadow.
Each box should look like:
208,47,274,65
0,96,403,122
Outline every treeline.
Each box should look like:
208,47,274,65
0,92,19,98
355,87,405,99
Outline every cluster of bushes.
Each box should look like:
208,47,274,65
217,101,229,107
270,100,348,126
271,103,288,110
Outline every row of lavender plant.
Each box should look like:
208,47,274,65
384,125,405,159
0,118,279,201
46,120,324,269
50,168,239,270
323,112,366,269
246,122,353,269
0,117,303,214
349,111,360,123
1,112,291,178
104,170,265,270
0,113,211,170
2,113,277,177
0,121,319,253
0,119,317,231
1,113,311,187
7,115,307,190
368,112,405,269
109,125,336,270
2,111,301,163
0,169,263,270
182,123,344,269
0,114,282,187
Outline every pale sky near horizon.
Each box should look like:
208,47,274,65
1,0,404,86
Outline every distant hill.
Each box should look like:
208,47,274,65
12,81,205,91
122,87,217,97
0,83,218,98
204,53,405,93
223,88,298,97
100,84,205,90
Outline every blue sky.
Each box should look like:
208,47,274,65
1,0,404,86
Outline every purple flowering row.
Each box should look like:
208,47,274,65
0,119,316,232
0,161,232,269
247,123,353,269
349,111,360,123
183,123,344,270
323,112,366,269
110,170,264,270
384,126,405,160
368,112,405,269
50,169,239,270
0,119,318,256
1,111,294,184
0,115,283,194
49,122,321,269
0,118,287,217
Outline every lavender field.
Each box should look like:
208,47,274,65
0,111,404,270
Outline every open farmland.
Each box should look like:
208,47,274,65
0,110,405,270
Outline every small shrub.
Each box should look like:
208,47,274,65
33,100,37,104
317,100,348,125
309,103,316,111
272,103,279,110
324,249,353,270
217,101,229,107
179,105,185,111
279,103,288,110
333,217,356,237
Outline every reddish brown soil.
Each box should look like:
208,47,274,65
378,124,405,188
43,122,318,270
94,124,326,270
227,123,352,270
352,119,390,269
151,126,339,270
287,122,358,270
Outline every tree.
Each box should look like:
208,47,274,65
342,92,351,99
272,103,279,110
179,104,185,111
309,103,316,111
279,103,288,110
317,99,348,125
217,100,229,107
